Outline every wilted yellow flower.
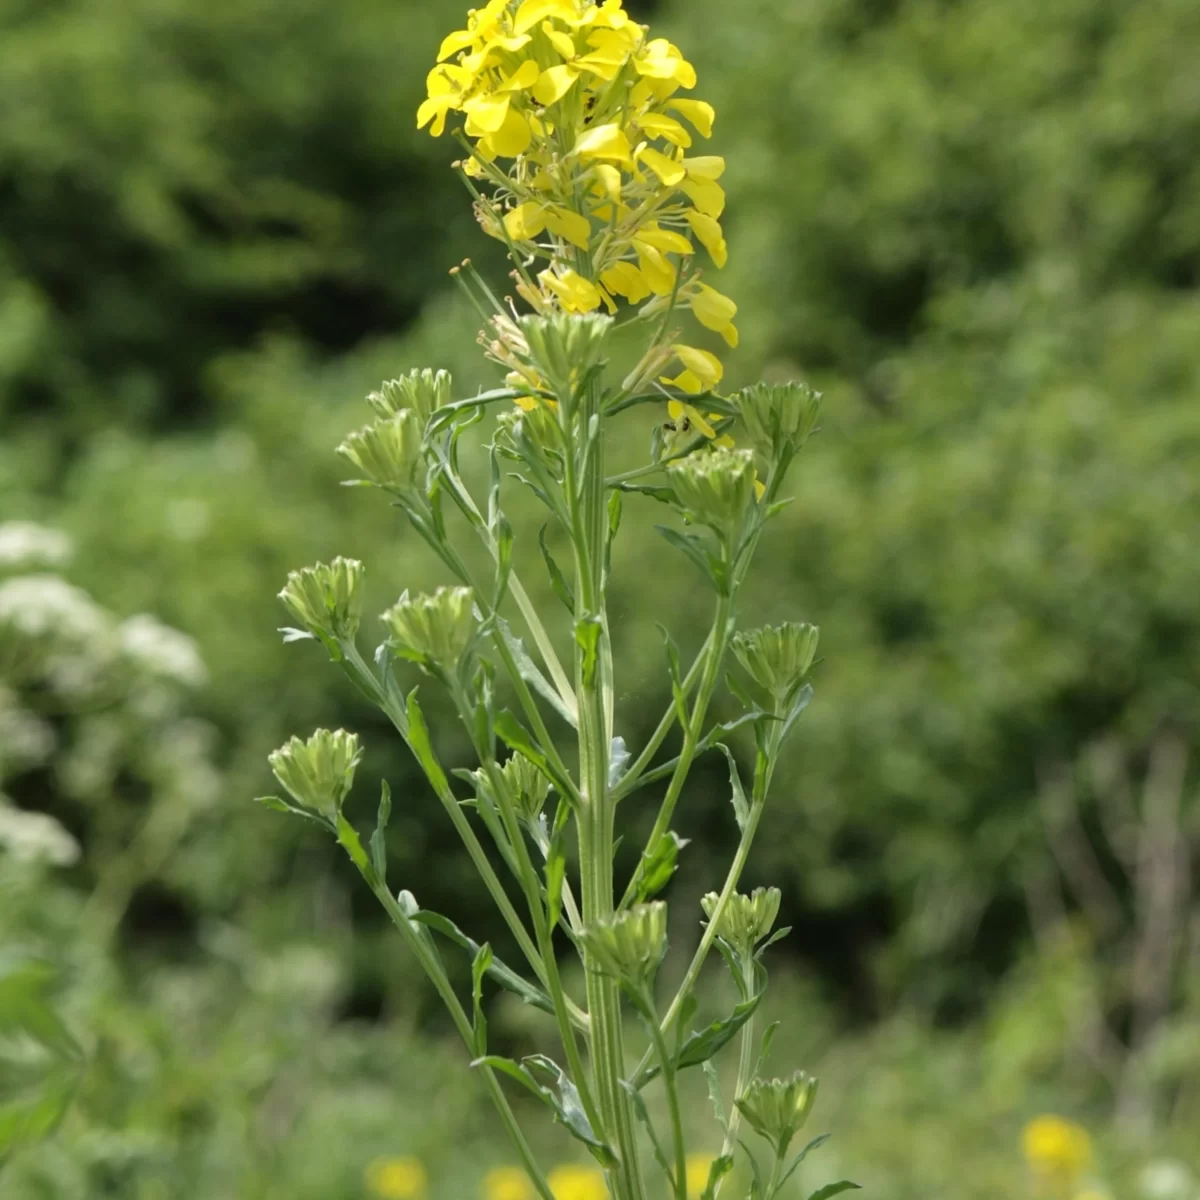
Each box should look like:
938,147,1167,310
685,1153,715,1196
366,1156,428,1200
484,1165,535,1200
1022,1116,1092,1183
547,1162,607,1200
419,0,738,418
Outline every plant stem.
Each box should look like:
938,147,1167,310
370,882,556,1200
712,952,757,1198
643,992,688,1200
569,385,647,1200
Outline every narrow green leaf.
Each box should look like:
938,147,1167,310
494,709,575,802
702,1059,727,1130
539,526,576,613
755,1021,781,1077
471,943,493,1056
407,690,450,795
545,848,566,932
574,617,601,688
700,1154,735,1200
629,830,688,903
634,988,763,1088
715,743,750,832
493,513,514,608
336,814,373,878
495,617,577,729
620,1080,675,1187
777,1134,832,1190
806,1182,861,1200
409,909,555,1016
781,683,814,743
370,780,392,883
655,524,718,590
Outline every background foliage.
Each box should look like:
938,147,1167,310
1,0,1197,1195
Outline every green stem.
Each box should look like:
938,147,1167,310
618,590,733,908
713,953,757,1199
643,992,688,1200
569,385,647,1200
370,882,556,1200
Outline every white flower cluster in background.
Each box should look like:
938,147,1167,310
0,521,73,572
0,800,79,866
119,615,208,689
1141,1161,1199,1200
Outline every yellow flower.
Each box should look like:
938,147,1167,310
366,1156,428,1200
664,344,724,394
1022,1116,1092,1183
685,1153,716,1195
483,1165,536,1200
547,1163,607,1200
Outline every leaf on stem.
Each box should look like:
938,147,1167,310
494,709,576,802
620,1079,676,1188
715,743,751,832
806,1183,861,1200
633,986,764,1089
702,1059,727,1129
409,908,556,1016
699,1154,735,1200
538,526,576,613
495,617,577,730
629,830,689,903
406,690,451,795
658,624,690,729
654,525,720,591
471,943,493,1056
776,1134,832,1191
574,617,602,688
370,780,392,882
471,1054,617,1167
336,813,373,878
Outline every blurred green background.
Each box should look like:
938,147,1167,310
2,0,1198,1196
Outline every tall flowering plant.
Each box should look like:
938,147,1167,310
262,4,854,1198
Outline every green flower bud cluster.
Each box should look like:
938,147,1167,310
732,381,822,458
732,622,819,705
382,586,477,670
520,312,612,408
495,402,562,475
736,1070,819,1158
269,728,362,818
279,557,365,643
701,886,781,957
580,901,668,993
338,409,422,491
491,752,551,824
367,368,452,426
668,447,757,535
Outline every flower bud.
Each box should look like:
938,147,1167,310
519,312,612,407
735,1070,819,1157
580,901,668,993
268,728,363,818
337,410,422,491
495,402,562,474
667,447,756,534
279,557,365,643
732,382,822,457
473,752,550,825
382,586,477,670
367,368,452,426
701,886,781,956
731,622,819,704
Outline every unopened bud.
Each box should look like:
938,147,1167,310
382,586,477,670
279,557,365,643
519,312,612,407
731,622,819,705
367,369,453,426
701,886,781,956
736,1070,819,1157
732,382,822,457
667,447,756,534
580,901,668,992
338,410,422,491
474,753,551,825
268,728,362,818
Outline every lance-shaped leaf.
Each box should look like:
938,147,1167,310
574,617,602,688
806,1183,861,1200
370,780,392,882
628,830,688,904
471,943,492,1057
633,986,764,1089
621,1079,675,1187
409,908,556,1016
699,1154,735,1200
655,525,720,591
715,743,751,832
472,1054,617,1167
494,709,576,802
776,1134,832,1191
495,616,577,729
539,526,575,613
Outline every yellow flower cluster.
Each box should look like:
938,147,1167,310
1022,1116,1093,1194
366,1156,428,1200
419,0,737,401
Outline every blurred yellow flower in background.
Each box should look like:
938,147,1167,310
547,1163,607,1200
484,1165,535,1200
1022,1116,1092,1186
366,1156,428,1200
686,1153,715,1195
